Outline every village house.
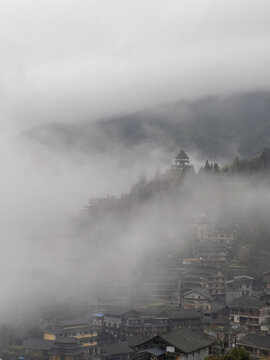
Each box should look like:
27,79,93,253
163,308,202,331
102,306,203,340
193,218,238,245
225,276,254,304
24,338,84,360
24,338,55,359
103,308,142,340
48,338,83,360
179,262,226,300
136,328,214,360
229,295,270,331
237,333,270,358
138,306,203,335
182,289,212,313
43,318,98,355
193,241,228,265
210,301,229,320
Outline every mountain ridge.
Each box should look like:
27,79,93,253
23,90,270,160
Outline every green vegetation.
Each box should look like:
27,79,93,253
200,147,270,175
206,348,250,360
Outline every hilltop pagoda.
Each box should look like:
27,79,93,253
171,150,190,172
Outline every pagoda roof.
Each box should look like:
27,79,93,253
175,150,189,160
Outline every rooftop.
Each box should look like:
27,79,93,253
104,307,139,318
24,338,54,351
229,295,266,309
237,333,270,351
159,328,214,353
49,338,83,356
163,308,201,320
211,301,227,313
55,319,89,327
102,342,134,356
183,288,211,300
127,335,152,348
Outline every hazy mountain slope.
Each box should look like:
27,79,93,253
23,91,270,160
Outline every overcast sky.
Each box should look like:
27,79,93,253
1,0,270,133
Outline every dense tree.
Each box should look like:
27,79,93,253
225,147,270,174
205,348,250,360
223,348,250,360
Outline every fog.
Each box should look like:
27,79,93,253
1,0,270,132
1,0,270,331
2,132,270,325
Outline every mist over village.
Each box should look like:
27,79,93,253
1,1,270,360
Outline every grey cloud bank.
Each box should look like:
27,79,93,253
1,0,270,132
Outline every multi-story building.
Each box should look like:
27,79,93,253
102,306,202,340
179,264,226,300
48,338,83,360
43,319,98,355
138,306,202,334
163,307,202,331
193,218,238,245
103,309,143,339
193,241,228,265
24,338,83,360
225,276,254,304
229,295,270,331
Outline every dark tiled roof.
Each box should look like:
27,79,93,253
229,295,266,309
136,306,170,317
159,328,214,353
24,338,54,351
238,333,270,350
163,308,201,320
104,308,139,317
183,288,211,300
55,319,89,327
102,342,134,355
44,324,95,335
175,150,189,160
211,301,227,313
127,335,153,348
49,338,83,356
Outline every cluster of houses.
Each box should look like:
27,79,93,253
23,308,214,360
23,282,270,360
22,213,270,360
